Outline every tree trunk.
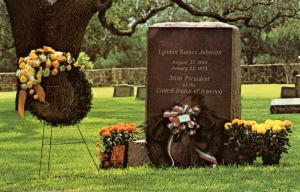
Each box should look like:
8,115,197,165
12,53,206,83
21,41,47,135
4,0,100,110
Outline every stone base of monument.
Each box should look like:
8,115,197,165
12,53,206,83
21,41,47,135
281,87,297,98
270,98,300,114
127,140,152,166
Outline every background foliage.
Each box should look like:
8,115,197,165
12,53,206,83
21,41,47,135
0,0,299,71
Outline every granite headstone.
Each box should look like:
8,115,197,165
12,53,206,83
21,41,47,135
147,22,241,121
136,86,146,100
113,84,134,97
270,98,300,114
281,87,296,98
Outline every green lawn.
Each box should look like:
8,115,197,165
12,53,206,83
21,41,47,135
0,85,299,191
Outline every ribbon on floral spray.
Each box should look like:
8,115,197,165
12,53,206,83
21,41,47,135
163,104,200,166
163,104,218,167
163,104,200,135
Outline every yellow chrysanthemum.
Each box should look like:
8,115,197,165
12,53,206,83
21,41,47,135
264,123,272,130
252,124,259,133
237,119,245,126
29,52,39,60
283,120,292,129
272,125,282,133
224,122,232,130
256,124,267,135
232,118,239,125
244,120,254,128
274,120,284,127
265,119,274,127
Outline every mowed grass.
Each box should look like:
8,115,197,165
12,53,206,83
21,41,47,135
0,84,300,191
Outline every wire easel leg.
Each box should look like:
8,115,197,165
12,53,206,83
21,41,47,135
39,123,46,178
48,126,53,173
76,125,99,170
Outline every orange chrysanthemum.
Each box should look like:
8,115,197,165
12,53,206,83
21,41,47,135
29,52,39,60
50,54,58,61
99,126,109,135
18,57,24,64
19,62,26,69
52,60,60,68
101,131,111,138
57,55,66,62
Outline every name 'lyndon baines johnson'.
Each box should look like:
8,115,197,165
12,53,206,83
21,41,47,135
158,49,223,56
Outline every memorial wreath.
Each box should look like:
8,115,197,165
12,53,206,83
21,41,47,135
16,46,93,126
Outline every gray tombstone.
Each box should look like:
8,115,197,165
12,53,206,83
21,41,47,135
136,86,146,100
281,87,297,98
296,75,300,97
113,84,134,97
270,98,300,114
147,22,241,121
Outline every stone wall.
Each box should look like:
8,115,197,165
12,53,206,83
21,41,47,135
242,63,300,84
1,64,300,91
0,72,17,91
86,68,146,86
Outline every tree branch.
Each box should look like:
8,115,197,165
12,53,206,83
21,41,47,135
171,0,300,29
170,0,250,22
98,1,173,36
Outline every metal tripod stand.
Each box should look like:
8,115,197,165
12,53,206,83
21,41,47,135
38,123,99,177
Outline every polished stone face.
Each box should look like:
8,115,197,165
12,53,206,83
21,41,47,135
147,22,241,120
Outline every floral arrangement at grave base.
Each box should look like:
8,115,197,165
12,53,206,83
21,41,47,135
223,119,292,165
16,46,93,126
96,123,138,168
163,104,218,166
